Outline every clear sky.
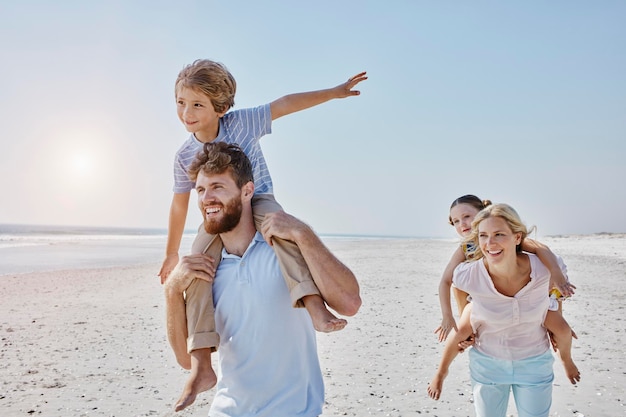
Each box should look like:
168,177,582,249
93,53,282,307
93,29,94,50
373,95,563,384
1,1,624,238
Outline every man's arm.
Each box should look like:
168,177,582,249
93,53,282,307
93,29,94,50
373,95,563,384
164,254,216,368
269,72,367,120
261,211,361,316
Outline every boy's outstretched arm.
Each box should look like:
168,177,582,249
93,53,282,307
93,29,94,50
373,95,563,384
523,238,576,297
270,72,367,120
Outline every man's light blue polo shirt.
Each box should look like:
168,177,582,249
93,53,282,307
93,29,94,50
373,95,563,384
209,232,323,417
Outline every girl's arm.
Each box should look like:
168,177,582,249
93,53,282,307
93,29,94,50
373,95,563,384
159,192,191,284
434,247,467,342
522,238,576,297
269,72,367,120
427,303,474,400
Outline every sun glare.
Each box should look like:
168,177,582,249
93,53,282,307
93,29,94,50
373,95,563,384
70,152,93,177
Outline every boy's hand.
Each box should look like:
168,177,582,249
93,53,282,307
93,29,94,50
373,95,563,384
334,71,368,98
159,254,180,284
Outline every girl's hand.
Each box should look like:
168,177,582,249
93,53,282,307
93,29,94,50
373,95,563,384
550,269,576,298
434,317,458,343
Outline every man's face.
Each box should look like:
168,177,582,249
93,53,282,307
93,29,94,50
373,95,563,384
195,170,243,235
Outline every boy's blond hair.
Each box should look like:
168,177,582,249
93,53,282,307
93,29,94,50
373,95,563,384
175,59,237,114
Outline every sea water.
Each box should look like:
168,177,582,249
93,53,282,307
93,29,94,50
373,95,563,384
0,224,195,276
0,224,423,276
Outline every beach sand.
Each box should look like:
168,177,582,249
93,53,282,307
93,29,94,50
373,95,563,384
1,235,625,416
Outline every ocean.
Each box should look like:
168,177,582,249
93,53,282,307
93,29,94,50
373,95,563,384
0,224,195,276
0,224,428,276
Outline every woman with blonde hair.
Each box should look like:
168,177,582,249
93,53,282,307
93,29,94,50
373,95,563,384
440,204,572,417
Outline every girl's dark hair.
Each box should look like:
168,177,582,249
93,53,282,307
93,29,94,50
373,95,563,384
448,194,492,225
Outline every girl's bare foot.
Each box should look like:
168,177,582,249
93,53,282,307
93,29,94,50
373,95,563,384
427,370,448,400
175,349,217,412
303,294,347,333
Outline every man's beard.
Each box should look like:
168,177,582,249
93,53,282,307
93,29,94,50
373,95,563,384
203,196,243,235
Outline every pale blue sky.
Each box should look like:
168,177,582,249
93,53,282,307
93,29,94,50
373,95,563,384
1,1,624,238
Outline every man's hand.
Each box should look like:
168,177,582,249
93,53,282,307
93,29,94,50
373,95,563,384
260,211,309,246
165,254,217,294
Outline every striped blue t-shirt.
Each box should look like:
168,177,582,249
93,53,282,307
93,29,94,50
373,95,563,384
173,104,273,194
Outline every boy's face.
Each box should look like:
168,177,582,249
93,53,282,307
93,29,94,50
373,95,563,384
176,87,225,141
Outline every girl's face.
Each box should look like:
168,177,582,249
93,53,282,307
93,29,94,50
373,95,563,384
450,203,481,237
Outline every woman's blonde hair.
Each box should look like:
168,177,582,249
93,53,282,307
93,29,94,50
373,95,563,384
464,203,529,261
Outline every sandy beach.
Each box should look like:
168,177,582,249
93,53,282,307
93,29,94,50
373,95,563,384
1,234,625,417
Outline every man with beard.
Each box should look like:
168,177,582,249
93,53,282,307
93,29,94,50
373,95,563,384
164,142,361,416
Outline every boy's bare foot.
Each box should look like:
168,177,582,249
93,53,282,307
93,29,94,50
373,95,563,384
427,370,448,400
302,294,347,333
175,348,217,412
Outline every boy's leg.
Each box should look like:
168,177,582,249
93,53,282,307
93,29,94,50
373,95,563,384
175,349,215,412
252,194,346,332
428,303,474,400
543,309,580,384
175,228,223,411
186,226,222,352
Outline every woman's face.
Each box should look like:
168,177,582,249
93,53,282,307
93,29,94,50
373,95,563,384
477,216,521,264
450,203,481,237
